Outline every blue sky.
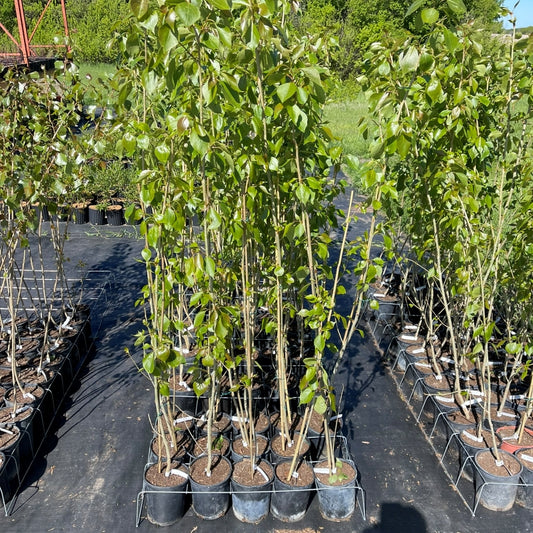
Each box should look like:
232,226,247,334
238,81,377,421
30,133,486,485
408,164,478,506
503,1,533,28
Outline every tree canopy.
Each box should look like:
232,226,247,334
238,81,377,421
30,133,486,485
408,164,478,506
0,0,506,71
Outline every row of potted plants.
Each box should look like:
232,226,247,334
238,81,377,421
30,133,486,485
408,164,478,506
369,270,533,512
0,308,91,510
355,2,533,515
110,0,385,527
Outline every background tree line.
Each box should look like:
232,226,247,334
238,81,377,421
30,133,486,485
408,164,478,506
0,0,506,75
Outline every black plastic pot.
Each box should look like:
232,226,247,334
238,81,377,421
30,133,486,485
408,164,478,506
474,449,522,512
71,204,89,224
189,454,232,520
230,434,270,463
231,458,273,524
0,425,21,495
88,206,106,225
515,448,533,509
143,463,188,526
106,205,124,226
271,460,314,522
314,459,357,521
0,406,34,463
0,451,11,506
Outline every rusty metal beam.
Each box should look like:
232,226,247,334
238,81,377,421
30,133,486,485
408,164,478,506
1,0,71,67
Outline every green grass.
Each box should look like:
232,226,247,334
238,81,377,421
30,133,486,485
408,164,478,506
76,62,117,105
324,91,370,184
324,91,370,160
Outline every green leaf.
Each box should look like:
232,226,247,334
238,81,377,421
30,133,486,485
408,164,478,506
314,395,327,415
405,0,426,18
443,28,460,53
314,334,326,353
131,0,149,19
176,3,201,26
141,248,151,262
421,8,439,24
210,0,231,9
277,82,297,103
205,256,216,277
300,387,315,405
155,144,170,163
190,130,209,155
399,46,419,73
447,0,466,15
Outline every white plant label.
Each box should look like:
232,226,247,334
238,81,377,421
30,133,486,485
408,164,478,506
178,381,192,391
462,398,482,407
231,416,249,423
521,454,533,464
416,363,432,368
465,389,483,397
401,335,418,341
435,395,454,403
313,467,330,474
0,426,14,435
291,471,299,479
496,411,516,418
462,430,483,443
331,414,343,421
508,395,526,401
412,347,425,354
405,324,418,331
174,416,194,425
23,393,36,401
502,432,520,441
167,469,189,480
254,465,269,482
439,357,454,364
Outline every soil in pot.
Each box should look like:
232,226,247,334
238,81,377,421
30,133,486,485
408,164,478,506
149,430,191,464
231,434,269,463
171,410,195,433
270,432,310,464
482,407,519,429
189,454,232,520
143,462,188,526
515,448,533,509
497,426,533,454
422,374,452,395
197,412,231,437
4,384,45,409
231,458,274,524
191,434,230,459
0,406,34,462
168,373,198,414
232,410,270,438
314,459,357,521
271,460,315,522
458,428,494,481
474,449,522,511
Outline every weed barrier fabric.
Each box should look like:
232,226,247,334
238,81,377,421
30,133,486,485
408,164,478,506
0,204,531,532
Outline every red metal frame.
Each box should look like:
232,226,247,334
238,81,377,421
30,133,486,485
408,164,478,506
0,0,71,66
